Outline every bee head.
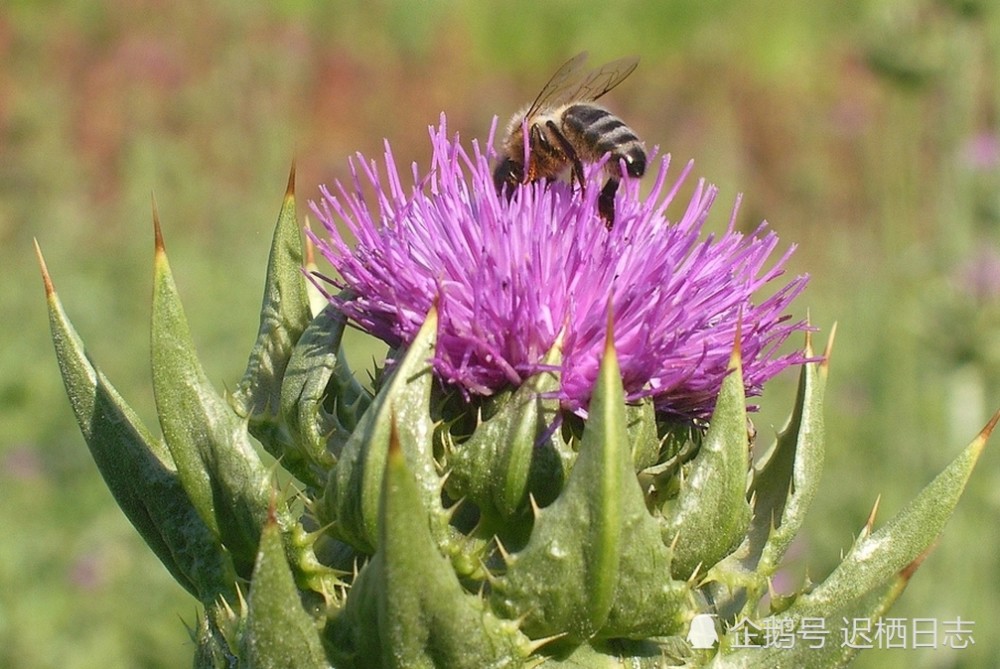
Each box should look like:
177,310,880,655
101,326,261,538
493,157,523,198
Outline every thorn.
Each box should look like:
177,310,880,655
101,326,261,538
285,160,296,199
689,561,704,584
551,324,567,354
494,537,511,565
181,612,199,642
978,406,1000,443
442,495,464,523
235,583,247,612
732,307,744,364
821,321,838,370
863,494,881,535
668,531,681,553
151,193,165,255
604,298,616,354
33,239,55,297
525,632,568,655
528,493,541,519
479,557,499,587
352,557,362,579
303,216,316,267
216,588,241,619
802,308,814,354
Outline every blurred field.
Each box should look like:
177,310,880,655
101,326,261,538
3,1,1000,667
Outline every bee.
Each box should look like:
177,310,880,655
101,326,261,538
493,51,646,227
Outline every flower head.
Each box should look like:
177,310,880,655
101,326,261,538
310,114,810,420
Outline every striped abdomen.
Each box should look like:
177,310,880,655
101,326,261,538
561,103,646,178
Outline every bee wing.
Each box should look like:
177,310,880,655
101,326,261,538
523,51,590,120
524,52,639,120
571,55,640,102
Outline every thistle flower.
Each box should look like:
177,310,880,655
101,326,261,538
41,107,995,669
310,115,810,420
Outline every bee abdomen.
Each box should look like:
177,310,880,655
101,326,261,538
562,104,645,178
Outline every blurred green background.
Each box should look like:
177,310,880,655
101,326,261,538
4,0,1000,667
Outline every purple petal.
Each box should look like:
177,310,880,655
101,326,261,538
309,114,812,420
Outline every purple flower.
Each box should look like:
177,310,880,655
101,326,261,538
955,248,1000,305
959,133,1000,171
309,114,811,420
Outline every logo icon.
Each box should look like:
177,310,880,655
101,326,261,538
687,614,719,649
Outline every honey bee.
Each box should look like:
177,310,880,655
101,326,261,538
493,51,646,227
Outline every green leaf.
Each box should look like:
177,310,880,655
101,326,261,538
492,323,624,640
446,343,564,522
626,398,660,471
326,421,530,669
708,330,830,613
323,329,374,434
493,318,690,642
752,330,828,575
303,218,335,318
319,306,441,554
277,303,350,488
785,408,997,620
192,613,236,669
231,165,311,426
278,298,372,485
602,485,691,640
150,214,279,576
38,242,237,604
242,511,329,669
711,408,997,667
660,335,752,580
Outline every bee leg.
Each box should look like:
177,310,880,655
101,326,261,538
598,178,620,228
544,120,585,189
528,124,549,182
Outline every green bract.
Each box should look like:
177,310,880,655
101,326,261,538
39,172,995,668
